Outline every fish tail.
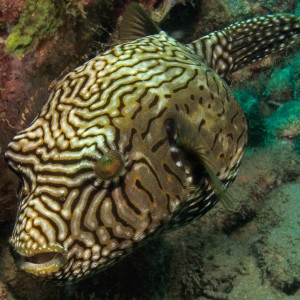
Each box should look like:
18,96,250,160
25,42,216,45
187,13,300,77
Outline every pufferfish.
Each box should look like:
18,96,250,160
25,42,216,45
4,3,300,282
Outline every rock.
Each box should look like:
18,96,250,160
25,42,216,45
256,184,300,294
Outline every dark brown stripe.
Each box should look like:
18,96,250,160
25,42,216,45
212,128,222,150
135,179,155,203
151,137,167,153
230,110,239,124
163,163,185,188
141,107,167,140
173,69,198,93
149,95,159,109
198,119,206,132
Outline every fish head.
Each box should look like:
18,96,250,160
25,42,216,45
4,130,120,281
4,99,179,282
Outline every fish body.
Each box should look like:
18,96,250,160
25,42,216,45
5,4,300,281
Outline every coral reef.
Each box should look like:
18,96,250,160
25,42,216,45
0,0,24,25
262,54,300,105
4,0,64,56
233,51,300,148
0,0,300,299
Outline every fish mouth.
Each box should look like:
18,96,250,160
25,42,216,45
9,243,67,277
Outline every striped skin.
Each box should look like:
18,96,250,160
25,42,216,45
187,13,300,78
6,9,300,281
5,32,246,281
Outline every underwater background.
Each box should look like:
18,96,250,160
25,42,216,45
0,0,300,299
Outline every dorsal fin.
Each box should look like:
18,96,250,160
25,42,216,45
187,13,300,78
119,3,161,43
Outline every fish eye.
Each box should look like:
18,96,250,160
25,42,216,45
94,150,125,180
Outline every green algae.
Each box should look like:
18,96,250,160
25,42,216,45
233,89,267,147
265,100,300,141
263,54,300,100
296,0,300,17
233,52,300,149
221,0,251,19
295,138,300,155
5,0,64,56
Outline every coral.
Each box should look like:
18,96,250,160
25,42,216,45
4,0,64,56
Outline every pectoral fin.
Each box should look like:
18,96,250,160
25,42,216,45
166,111,233,209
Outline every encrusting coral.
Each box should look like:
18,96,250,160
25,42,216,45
4,0,64,57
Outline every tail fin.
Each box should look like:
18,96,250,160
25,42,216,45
187,14,300,78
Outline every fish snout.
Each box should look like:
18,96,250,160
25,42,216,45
9,238,67,277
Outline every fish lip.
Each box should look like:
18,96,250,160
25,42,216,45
9,241,67,277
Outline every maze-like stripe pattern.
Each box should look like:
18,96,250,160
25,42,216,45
188,13,300,78
6,32,247,280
